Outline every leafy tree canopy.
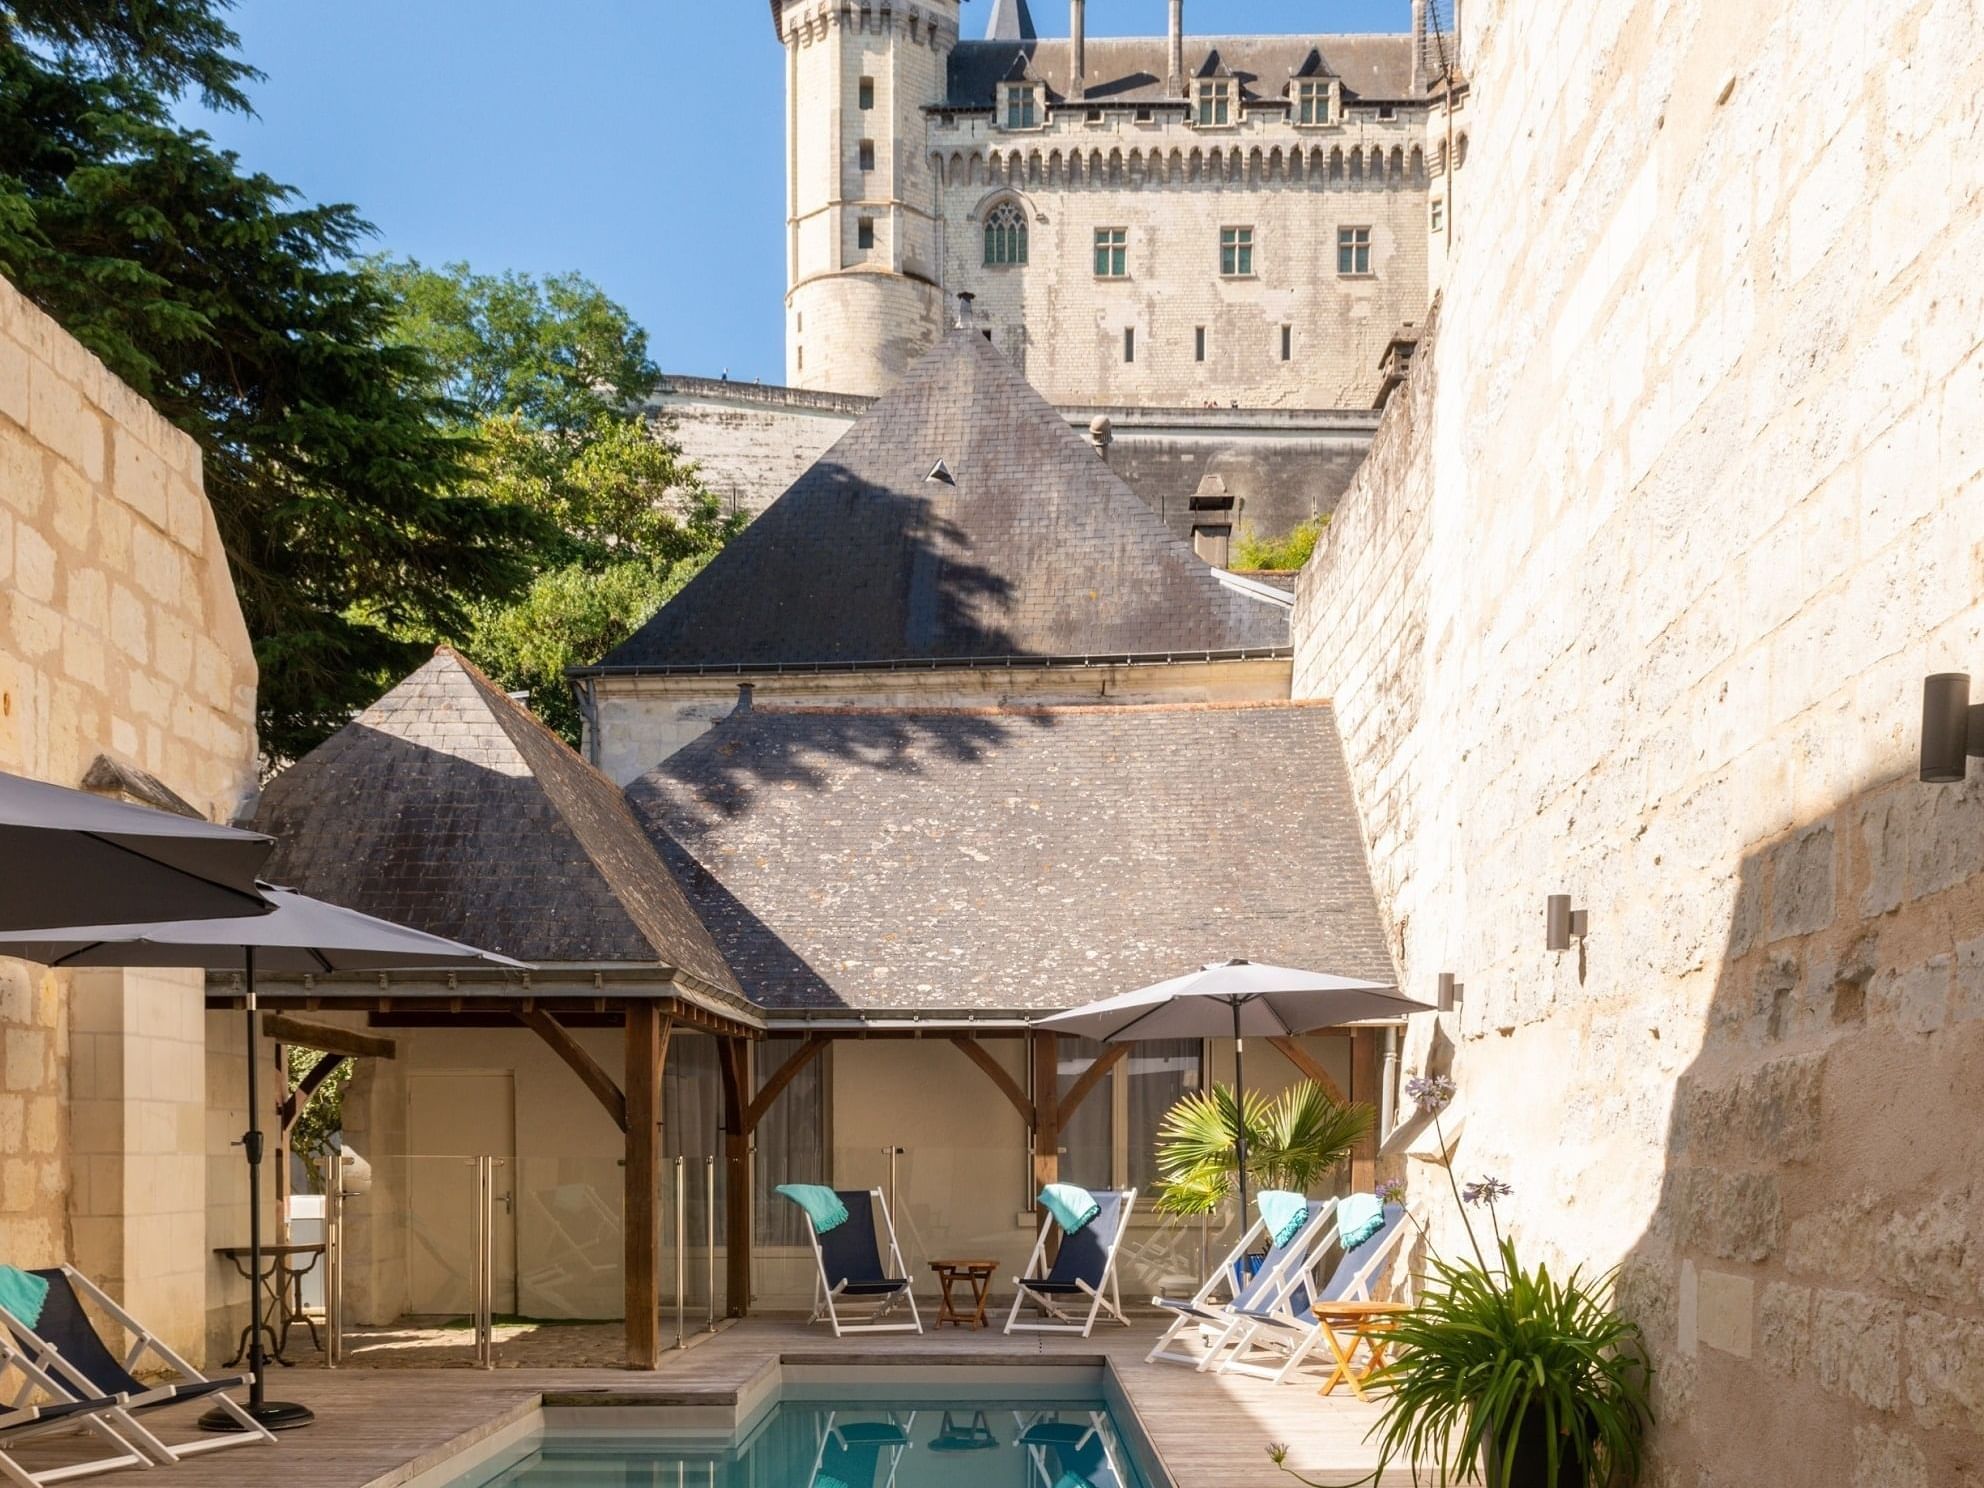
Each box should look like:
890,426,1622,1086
0,0,550,762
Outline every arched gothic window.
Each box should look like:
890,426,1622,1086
984,202,1028,266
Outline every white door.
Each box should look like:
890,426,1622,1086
406,1071,518,1317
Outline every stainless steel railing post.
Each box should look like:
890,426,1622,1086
324,1146,342,1369
705,1155,717,1332
472,1155,495,1369
674,1155,687,1350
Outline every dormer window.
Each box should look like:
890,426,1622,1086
1196,79,1233,127
1004,83,1040,130
1297,79,1334,125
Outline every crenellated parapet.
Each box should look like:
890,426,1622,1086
775,0,958,52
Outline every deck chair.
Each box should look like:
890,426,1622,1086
1014,1411,1125,1488
1213,1202,1412,1383
0,1397,150,1487
808,1410,916,1488
799,1189,922,1336
1005,1188,1137,1337
0,1266,273,1464
1145,1198,1336,1369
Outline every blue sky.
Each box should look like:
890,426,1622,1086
183,1,1414,383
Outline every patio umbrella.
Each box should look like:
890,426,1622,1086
0,769,273,930
1034,960,1429,1220
0,887,527,1430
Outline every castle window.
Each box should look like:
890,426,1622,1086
1220,226,1254,277
1297,79,1331,125
1431,198,1444,233
857,217,876,251
984,201,1028,266
1195,326,1207,362
1378,104,1396,120
1197,79,1232,127
1124,327,1135,363
859,139,875,171
1337,225,1372,275
858,77,875,111
1281,324,1293,361
1094,228,1128,278
1004,83,1039,130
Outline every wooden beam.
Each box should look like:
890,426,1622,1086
261,1012,396,1061
624,1007,673,1369
519,1008,627,1133
1266,1036,1349,1103
278,1052,348,1134
949,1036,1034,1123
743,1034,830,1133
1031,1032,1060,1221
718,1040,752,1320
1054,1043,1127,1125
1349,1028,1380,1192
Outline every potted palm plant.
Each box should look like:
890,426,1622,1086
1151,1080,1373,1217
1270,1076,1652,1488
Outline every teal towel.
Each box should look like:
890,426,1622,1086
1336,1192,1385,1251
776,1184,849,1235
1039,1184,1100,1235
1258,1190,1310,1250
0,1267,48,1328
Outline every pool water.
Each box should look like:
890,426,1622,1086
461,1396,1155,1488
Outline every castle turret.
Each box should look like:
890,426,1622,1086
778,0,958,397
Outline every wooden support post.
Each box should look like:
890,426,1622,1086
718,1040,752,1319
1031,1032,1060,1225
1349,1028,1380,1192
624,1005,673,1369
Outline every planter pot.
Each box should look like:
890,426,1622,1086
1481,1410,1586,1488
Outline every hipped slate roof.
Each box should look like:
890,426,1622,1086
598,331,1289,671
254,649,741,997
947,35,1423,109
628,702,1394,1013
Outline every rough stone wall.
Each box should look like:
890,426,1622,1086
646,377,869,517
933,112,1435,408
0,273,259,1361
1291,0,1984,1480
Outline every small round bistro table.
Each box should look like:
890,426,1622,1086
928,1259,999,1330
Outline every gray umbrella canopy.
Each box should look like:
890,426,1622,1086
0,769,273,930
0,884,528,973
1035,960,1429,1220
0,886,525,1431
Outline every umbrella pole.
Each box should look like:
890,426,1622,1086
1232,998,1249,1228
204,948,314,1431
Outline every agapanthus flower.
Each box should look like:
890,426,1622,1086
1405,1073,1457,1115
1266,1443,1290,1467
1462,1176,1513,1207
1375,1178,1406,1206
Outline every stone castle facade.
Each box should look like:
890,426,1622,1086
773,0,1464,407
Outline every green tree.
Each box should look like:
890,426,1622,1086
0,3,551,761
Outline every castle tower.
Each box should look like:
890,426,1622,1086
776,0,958,397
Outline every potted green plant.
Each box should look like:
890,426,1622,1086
1150,1079,1374,1217
1271,1076,1652,1488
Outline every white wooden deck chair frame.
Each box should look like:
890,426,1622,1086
0,1266,273,1464
0,1398,149,1488
802,1188,923,1337
1212,1211,1413,1383
1004,1188,1138,1338
1145,1205,1339,1369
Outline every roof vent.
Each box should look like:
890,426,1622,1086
733,682,755,714
926,459,956,485
1087,415,1114,464
955,290,977,329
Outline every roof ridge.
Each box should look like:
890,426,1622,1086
740,699,1335,718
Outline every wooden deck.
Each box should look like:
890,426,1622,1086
6,1319,1408,1487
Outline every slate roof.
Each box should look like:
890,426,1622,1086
947,35,1424,109
985,0,1035,42
628,702,1395,1013
253,649,742,998
598,331,1288,672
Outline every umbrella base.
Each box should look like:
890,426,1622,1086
200,1399,316,1432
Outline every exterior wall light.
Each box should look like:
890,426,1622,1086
1437,972,1463,1011
1920,673,1984,783
1546,895,1588,953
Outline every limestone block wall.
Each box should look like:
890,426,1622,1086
1291,0,1984,1479
932,113,1435,409
0,273,258,1362
645,377,868,517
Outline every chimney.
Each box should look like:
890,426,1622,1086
1087,415,1114,464
1411,0,1428,93
1167,0,1184,97
955,290,976,329
1069,0,1086,101
733,682,755,714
